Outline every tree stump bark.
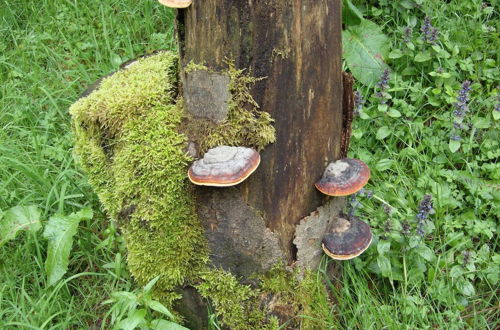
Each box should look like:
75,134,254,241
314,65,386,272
176,0,347,279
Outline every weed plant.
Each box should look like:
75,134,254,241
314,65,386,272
333,0,499,328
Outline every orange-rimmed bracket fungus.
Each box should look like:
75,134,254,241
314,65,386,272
158,0,192,9
322,217,372,260
188,146,260,187
316,158,372,260
315,158,370,196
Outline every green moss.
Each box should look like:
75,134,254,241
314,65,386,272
196,269,272,330
70,52,207,302
182,60,276,152
70,51,324,329
260,264,333,330
71,52,179,140
201,61,276,152
184,60,208,73
194,265,333,330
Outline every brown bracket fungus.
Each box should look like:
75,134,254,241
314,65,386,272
322,217,372,260
158,0,192,9
315,158,370,196
188,146,260,187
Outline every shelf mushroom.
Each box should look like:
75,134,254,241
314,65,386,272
322,217,372,260
316,158,372,260
188,146,260,187
315,158,370,196
158,0,192,8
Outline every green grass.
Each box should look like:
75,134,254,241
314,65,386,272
332,0,498,328
0,0,175,328
0,0,498,329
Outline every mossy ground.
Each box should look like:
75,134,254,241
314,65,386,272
70,51,323,328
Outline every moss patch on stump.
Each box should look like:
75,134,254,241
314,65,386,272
70,51,329,329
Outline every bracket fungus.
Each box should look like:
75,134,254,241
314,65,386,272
315,158,370,196
315,158,372,260
322,217,372,260
188,146,260,187
158,0,192,8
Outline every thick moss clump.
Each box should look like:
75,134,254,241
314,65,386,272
70,52,207,303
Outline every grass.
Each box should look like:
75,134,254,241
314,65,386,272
329,0,499,328
0,0,498,329
0,0,175,328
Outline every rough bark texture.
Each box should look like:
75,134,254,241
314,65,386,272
293,198,344,271
178,0,344,274
341,72,355,158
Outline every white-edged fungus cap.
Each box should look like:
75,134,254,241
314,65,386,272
188,146,260,187
315,158,370,196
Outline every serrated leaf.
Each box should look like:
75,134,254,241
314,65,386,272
0,205,41,246
376,126,391,140
377,255,392,277
343,20,390,86
150,320,189,330
414,52,431,62
449,140,461,153
456,278,476,296
387,109,402,117
43,208,93,285
416,245,435,262
377,240,391,254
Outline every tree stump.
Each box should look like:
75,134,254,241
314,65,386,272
177,0,347,278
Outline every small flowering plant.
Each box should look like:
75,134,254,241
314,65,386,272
342,0,499,324
421,16,439,45
449,80,472,153
374,68,391,110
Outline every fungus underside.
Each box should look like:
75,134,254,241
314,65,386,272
70,52,327,328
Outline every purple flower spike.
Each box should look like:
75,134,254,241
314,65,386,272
416,194,433,237
354,90,364,116
375,69,391,105
451,81,472,140
421,16,439,45
404,26,413,43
